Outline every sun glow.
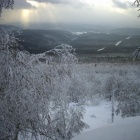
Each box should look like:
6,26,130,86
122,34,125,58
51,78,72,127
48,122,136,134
21,9,31,24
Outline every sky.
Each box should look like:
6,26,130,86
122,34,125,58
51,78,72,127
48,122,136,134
1,0,140,28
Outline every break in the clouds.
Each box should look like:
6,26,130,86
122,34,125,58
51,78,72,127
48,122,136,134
112,0,132,9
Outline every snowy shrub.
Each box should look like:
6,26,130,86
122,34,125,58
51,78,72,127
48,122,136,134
103,75,124,101
67,78,88,104
133,47,140,60
116,82,140,117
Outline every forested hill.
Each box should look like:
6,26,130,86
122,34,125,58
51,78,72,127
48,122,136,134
17,29,140,58
110,28,140,35
17,29,76,54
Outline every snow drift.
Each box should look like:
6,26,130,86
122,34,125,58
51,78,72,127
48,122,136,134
72,116,140,140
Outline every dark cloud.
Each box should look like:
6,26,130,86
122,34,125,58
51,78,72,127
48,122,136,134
12,0,85,9
112,0,132,9
30,0,82,5
13,0,33,9
44,0,69,4
32,0,72,4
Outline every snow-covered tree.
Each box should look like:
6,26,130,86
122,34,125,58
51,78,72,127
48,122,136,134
67,78,88,104
0,0,88,139
0,27,87,140
104,76,124,122
116,81,140,117
0,0,14,16
133,47,140,60
134,0,140,17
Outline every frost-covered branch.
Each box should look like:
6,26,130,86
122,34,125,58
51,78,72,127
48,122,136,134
133,47,140,60
134,0,140,17
0,0,14,16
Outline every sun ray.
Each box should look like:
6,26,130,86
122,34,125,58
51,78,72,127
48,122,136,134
21,9,31,27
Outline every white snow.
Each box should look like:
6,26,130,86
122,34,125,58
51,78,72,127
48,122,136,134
115,36,132,46
115,41,122,46
125,36,132,40
82,100,123,132
72,32,87,35
90,31,101,34
97,48,105,52
72,100,140,140
72,116,140,140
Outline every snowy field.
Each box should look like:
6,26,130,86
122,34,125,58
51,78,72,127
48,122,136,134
71,62,140,140
74,62,140,100
82,100,122,132
72,115,140,140
72,100,140,140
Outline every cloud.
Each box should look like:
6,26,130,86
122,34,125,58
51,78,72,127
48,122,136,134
13,0,34,9
31,0,73,4
29,0,84,6
112,0,132,9
12,0,88,10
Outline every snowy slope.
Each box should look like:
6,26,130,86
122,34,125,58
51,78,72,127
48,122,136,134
72,116,140,140
83,100,123,132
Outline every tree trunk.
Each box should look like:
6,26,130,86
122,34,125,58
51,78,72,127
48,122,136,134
13,124,19,140
111,91,114,123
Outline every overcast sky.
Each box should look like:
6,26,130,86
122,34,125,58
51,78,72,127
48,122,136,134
1,0,140,28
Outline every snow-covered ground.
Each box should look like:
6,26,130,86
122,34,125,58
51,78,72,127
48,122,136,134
72,116,140,140
72,32,87,35
71,63,140,140
72,100,140,140
115,41,122,46
126,36,132,40
114,36,132,46
97,48,105,52
83,100,122,132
